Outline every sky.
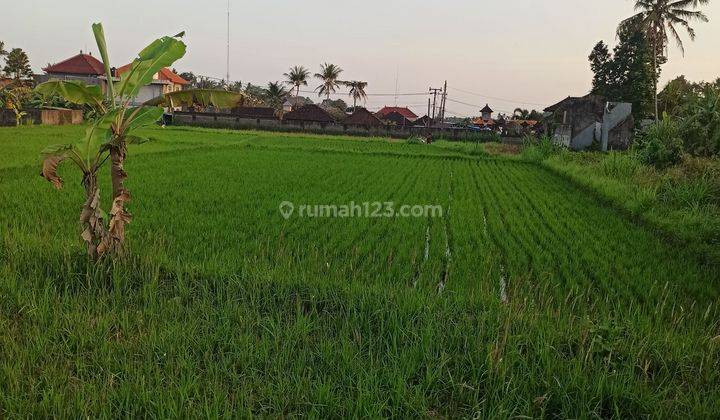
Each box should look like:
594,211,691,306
3,0,719,117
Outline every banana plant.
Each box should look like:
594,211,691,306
36,23,187,259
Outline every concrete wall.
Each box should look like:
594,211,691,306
172,111,497,141
0,109,83,126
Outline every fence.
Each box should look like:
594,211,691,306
0,108,83,127
172,111,499,142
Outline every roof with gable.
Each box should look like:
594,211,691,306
472,117,496,126
480,104,493,113
283,104,336,123
116,64,189,85
380,111,414,127
345,108,384,126
231,106,279,120
43,53,105,76
376,106,418,120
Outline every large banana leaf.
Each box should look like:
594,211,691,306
116,34,186,101
124,106,163,132
35,80,105,110
40,144,85,189
92,23,115,102
144,89,244,108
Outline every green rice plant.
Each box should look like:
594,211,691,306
660,175,719,207
1,125,720,417
600,151,641,179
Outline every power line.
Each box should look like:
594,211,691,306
448,86,547,107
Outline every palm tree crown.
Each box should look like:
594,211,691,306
264,81,289,112
620,0,708,56
314,63,343,100
283,65,310,97
344,81,368,111
619,0,709,119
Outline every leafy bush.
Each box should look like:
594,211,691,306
660,176,718,208
679,87,720,156
600,151,641,179
636,114,684,169
521,135,564,161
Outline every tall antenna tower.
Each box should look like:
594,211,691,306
226,0,230,84
394,65,399,106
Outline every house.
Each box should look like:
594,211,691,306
414,115,432,127
283,104,336,126
376,106,418,122
381,111,414,127
38,51,108,87
544,94,633,150
505,119,539,136
344,108,384,127
116,65,188,105
282,96,308,112
231,106,279,120
480,104,493,121
38,51,188,105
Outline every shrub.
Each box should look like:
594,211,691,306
521,135,564,161
406,136,426,145
679,86,720,157
636,114,684,169
600,151,641,179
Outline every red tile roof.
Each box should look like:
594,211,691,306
376,106,418,120
43,53,105,76
116,64,189,85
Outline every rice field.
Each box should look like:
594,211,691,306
1,125,719,417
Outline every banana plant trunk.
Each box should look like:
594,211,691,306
99,142,132,256
80,173,107,259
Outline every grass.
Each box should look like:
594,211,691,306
1,125,719,417
532,146,720,262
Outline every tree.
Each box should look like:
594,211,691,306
513,108,530,119
284,65,310,97
264,81,289,112
35,24,189,259
619,0,710,120
609,27,656,119
314,63,343,100
589,41,612,96
343,80,368,111
658,75,702,115
3,48,33,81
528,110,544,121
588,27,655,119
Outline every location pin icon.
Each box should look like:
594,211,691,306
279,201,295,220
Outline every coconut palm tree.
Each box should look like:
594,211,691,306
283,65,310,97
264,81,289,113
513,108,530,120
314,63,343,100
619,0,709,120
344,81,368,111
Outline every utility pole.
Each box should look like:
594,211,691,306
429,87,442,126
439,80,447,126
427,98,431,128
226,0,230,85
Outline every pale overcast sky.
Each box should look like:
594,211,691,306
3,0,719,116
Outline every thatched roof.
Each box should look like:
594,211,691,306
231,106,278,120
345,108,384,126
283,104,336,123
